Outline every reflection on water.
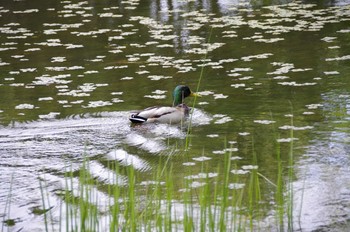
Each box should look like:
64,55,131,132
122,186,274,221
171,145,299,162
1,0,350,230
291,91,350,230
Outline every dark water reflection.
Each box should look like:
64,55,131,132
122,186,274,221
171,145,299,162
1,0,350,231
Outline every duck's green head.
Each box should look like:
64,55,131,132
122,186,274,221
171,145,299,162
172,85,200,106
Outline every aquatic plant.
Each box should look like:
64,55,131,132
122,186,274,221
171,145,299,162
30,136,297,232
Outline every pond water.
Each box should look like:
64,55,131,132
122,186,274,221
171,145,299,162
1,0,350,231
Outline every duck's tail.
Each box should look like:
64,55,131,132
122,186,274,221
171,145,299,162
129,114,147,123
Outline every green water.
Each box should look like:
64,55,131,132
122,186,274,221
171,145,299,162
1,0,350,231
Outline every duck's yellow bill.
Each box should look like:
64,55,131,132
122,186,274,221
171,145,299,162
190,92,201,97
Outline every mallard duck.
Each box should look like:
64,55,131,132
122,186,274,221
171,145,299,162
129,85,200,124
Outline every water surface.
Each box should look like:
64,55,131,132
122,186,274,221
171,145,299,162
1,0,350,231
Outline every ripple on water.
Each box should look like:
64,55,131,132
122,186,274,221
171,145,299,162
105,149,151,171
1,113,129,156
0,111,144,229
125,133,166,153
87,160,128,185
